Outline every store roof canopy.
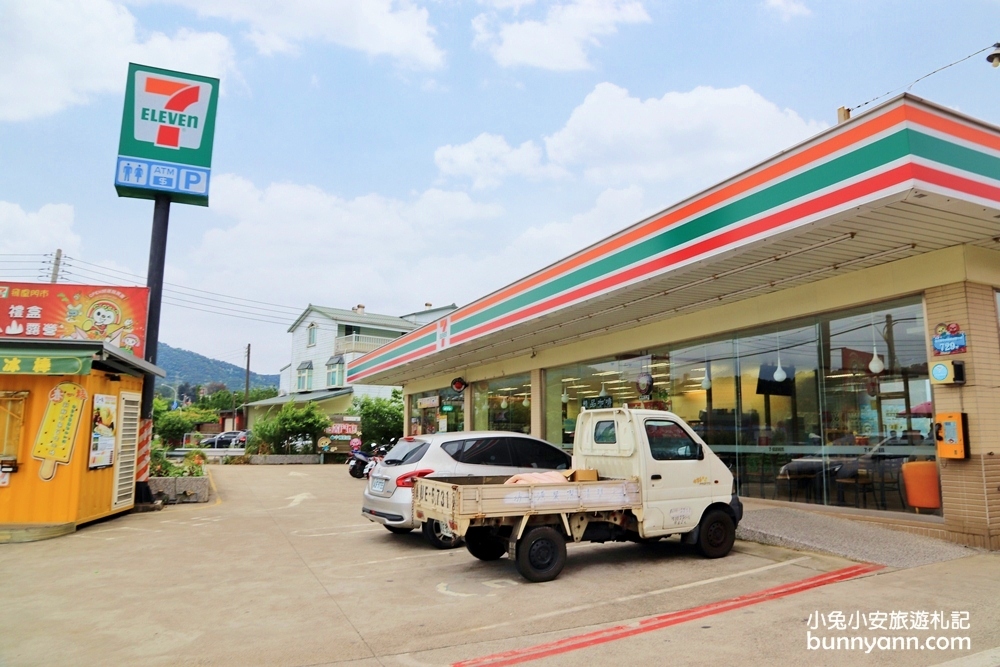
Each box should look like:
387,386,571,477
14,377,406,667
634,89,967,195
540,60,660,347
349,94,1000,386
0,340,165,378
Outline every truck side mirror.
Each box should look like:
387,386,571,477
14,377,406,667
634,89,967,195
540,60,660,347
698,445,705,460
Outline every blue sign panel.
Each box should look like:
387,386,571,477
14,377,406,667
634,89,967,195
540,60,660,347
115,157,210,199
932,332,967,356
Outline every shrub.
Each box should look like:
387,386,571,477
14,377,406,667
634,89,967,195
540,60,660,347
155,411,195,447
252,402,331,455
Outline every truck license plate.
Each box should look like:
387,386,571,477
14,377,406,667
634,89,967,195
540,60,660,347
371,477,386,493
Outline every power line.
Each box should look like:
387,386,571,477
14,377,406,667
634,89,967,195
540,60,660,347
63,256,304,313
849,42,996,113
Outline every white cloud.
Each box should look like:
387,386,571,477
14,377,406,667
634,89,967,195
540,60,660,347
544,83,826,190
159,0,445,68
477,0,538,12
0,0,236,122
151,175,650,371
763,0,811,20
434,133,568,189
436,83,825,193
473,0,649,70
0,202,81,260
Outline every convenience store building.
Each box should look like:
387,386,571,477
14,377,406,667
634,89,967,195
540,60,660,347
349,95,1000,550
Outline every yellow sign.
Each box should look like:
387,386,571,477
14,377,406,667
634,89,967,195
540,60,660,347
31,382,88,481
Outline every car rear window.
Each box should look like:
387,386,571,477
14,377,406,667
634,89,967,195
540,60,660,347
383,440,430,466
442,437,514,466
509,437,571,470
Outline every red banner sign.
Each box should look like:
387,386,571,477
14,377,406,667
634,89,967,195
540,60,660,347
0,282,150,358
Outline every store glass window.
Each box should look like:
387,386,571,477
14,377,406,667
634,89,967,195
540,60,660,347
544,356,667,448
473,374,531,433
543,296,935,515
409,387,465,435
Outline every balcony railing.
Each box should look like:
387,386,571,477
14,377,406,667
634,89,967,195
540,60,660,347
334,333,395,355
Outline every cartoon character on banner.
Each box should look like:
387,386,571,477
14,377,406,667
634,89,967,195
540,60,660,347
70,299,134,347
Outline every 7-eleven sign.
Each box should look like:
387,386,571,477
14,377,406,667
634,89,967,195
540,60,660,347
135,74,210,149
116,63,219,206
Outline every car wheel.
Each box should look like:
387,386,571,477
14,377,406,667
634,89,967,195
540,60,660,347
515,526,566,582
465,527,507,561
385,525,413,535
422,520,461,549
696,509,735,559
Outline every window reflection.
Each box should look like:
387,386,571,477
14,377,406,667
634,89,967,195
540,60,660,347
473,374,531,433
542,297,937,515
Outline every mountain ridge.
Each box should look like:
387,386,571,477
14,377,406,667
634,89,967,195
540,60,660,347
154,342,279,389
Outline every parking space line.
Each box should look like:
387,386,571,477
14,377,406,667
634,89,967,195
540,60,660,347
290,526,385,537
462,555,811,634
327,551,460,569
452,563,884,667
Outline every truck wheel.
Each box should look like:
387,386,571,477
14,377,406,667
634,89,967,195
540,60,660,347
422,520,461,549
515,526,566,582
697,509,735,559
465,528,507,561
385,525,413,535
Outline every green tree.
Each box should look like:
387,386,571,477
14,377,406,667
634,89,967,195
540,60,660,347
155,411,196,447
250,402,331,455
350,390,403,446
196,386,279,412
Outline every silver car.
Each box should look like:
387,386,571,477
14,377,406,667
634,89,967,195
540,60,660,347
362,431,571,548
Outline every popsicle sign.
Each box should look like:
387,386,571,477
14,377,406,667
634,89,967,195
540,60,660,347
32,382,88,481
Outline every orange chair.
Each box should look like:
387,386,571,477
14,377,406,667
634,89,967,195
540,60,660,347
901,461,941,512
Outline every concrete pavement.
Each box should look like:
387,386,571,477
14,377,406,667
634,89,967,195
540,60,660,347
0,464,997,666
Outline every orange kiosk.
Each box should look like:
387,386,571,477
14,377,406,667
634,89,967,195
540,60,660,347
0,338,164,542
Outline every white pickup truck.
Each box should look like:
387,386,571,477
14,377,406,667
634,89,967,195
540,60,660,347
412,408,742,582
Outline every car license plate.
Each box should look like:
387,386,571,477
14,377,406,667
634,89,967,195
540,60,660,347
371,477,386,493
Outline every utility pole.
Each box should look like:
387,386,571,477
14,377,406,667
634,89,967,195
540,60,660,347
243,343,251,429
49,249,62,283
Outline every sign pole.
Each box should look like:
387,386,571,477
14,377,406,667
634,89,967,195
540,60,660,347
136,192,170,503
140,193,171,420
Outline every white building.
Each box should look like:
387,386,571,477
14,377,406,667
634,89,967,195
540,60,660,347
277,302,457,398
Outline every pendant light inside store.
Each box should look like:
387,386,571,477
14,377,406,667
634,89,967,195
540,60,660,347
773,332,787,383
599,383,608,397
561,389,569,404
500,395,508,409
869,312,885,374
522,395,530,408
701,346,712,390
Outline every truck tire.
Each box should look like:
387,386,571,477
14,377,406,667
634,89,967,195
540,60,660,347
697,509,735,559
465,528,507,561
422,520,461,549
515,526,567,582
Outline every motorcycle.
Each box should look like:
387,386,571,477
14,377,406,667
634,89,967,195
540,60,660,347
363,445,388,479
348,449,371,479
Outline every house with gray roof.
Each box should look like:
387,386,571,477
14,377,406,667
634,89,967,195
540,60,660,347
252,303,455,430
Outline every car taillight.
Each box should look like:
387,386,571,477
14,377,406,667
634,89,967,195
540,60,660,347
396,469,434,488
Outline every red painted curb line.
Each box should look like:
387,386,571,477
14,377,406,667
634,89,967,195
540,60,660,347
453,562,884,667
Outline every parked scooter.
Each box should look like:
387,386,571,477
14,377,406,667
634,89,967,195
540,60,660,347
348,449,371,478
362,445,388,479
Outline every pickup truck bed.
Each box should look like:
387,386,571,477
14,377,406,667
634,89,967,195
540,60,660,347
415,475,642,523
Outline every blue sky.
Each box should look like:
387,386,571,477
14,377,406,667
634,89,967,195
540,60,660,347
2,0,999,374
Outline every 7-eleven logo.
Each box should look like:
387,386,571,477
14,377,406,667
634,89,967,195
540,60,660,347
133,72,211,150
